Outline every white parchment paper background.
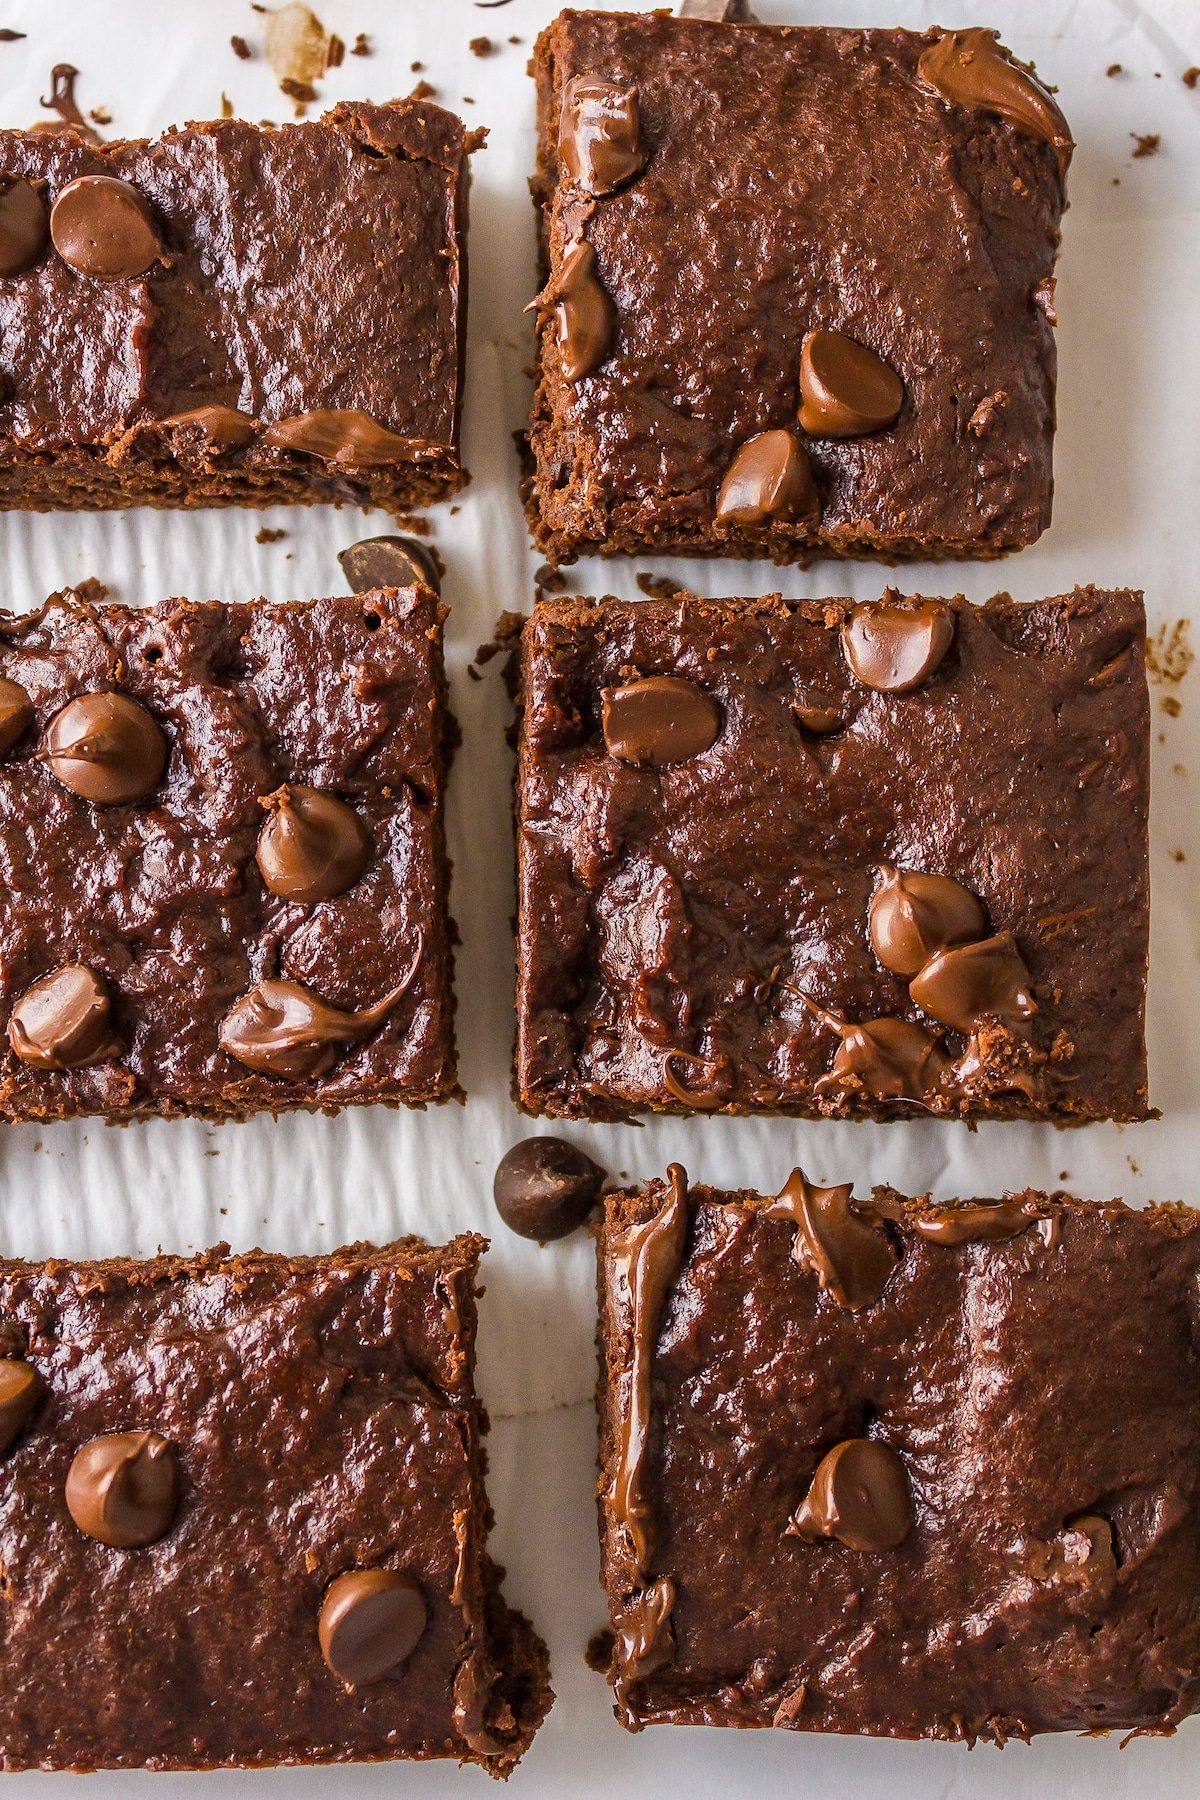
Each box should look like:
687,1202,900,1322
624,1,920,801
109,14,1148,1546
0,0,1197,1793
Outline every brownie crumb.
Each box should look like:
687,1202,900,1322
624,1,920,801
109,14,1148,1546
0,29,27,42
1161,695,1182,718
470,36,495,57
637,572,688,600
221,92,234,118
72,577,110,604
256,527,286,544
88,105,112,126
1184,67,1200,89
1169,848,1186,863
411,60,423,72
1146,619,1194,684
231,34,252,60
533,563,567,593
351,33,370,56
586,1629,615,1673
1106,63,1123,77
280,75,315,105
411,78,436,100
1131,132,1161,157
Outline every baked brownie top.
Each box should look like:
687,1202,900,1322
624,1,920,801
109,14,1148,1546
515,590,1149,1121
0,586,456,1120
597,1173,1200,1738
531,13,1066,553
0,1237,548,1771
0,101,470,466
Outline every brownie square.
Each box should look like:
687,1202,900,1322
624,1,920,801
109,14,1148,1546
0,1237,550,1771
527,13,1069,563
596,1169,1200,1738
0,102,474,510
513,589,1149,1122
0,586,458,1122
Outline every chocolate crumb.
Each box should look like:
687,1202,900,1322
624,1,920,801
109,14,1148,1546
1146,620,1194,685
0,29,27,42
508,36,522,45
1169,848,1186,863
1184,67,1200,89
88,106,112,126
637,573,688,601
534,563,567,593
280,76,316,104
231,34,252,60
411,79,436,101
411,60,423,72
256,527,286,544
221,92,234,118
469,36,495,56
351,33,370,56
1106,63,1122,77
1131,132,1161,157
1161,695,1182,717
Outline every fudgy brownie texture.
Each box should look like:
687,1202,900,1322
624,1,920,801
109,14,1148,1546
0,1237,551,1771
0,586,458,1122
596,1169,1200,1739
513,589,1149,1122
527,13,1069,564
0,101,474,510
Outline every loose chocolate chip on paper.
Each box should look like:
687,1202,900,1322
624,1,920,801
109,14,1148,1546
789,1438,914,1551
493,1137,606,1241
0,176,49,276
319,1569,428,1686
602,676,722,770
338,534,441,595
255,785,371,904
798,330,904,438
868,865,986,978
559,76,646,194
7,964,121,1070
841,600,954,693
66,1431,181,1547
715,428,818,527
0,1359,44,1455
910,932,1036,1034
50,175,161,280
44,691,167,803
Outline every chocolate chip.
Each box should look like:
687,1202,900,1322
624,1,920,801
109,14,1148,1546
7,964,121,1070
0,1359,44,1455
0,175,49,276
798,330,904,438
789,1438,914,1552
218,972,415,1080
559,76,645,194
913,1198,1043,1246
806,1001,952,1104
44,691,166,804
493,1136,606,1241
868,865,986,978
260,409,417,466
766,1169,897,1309
549,239,615,383
255,785,370,904
842,600,954,693
0,676,33,757
918,28,1073,174
909,932,1036,1033
49,174,161,280
65,1430,181,1547
318,1569,427,1686
338,534,440,596
602,676,722,770
714,429,818,527
160,405,258,453
794,702,842,734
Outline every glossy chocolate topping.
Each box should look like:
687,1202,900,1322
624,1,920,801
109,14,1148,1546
807,1004,952,1104
601,676,721,770
318,1569,428,1686
841,599,954,693
218,974,413,1081
610,1575,676,1709
338,534,441,596
714,429,818,527
798,329,904,438
0,175,48,276
492,1136,606,1241
43,691,167,803
766,1168,897,1310
546,239,615,383
7,964,120,1070
65,1430,181,1547
0,1358,44,1456
159,405,258,453
49,174,161,280
260,410,420,467
255,785,371,904
789,1438,914,1552
869,865,986,978
559,76,645,194
912,1197,1046,1246
918,28,1073,174
0,675,33,756
910,932,1036,1033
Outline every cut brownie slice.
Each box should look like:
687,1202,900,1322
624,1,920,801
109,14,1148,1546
527,12,1069,563
0,101,475,510
0,1237,550,1771
0,585,458,1121
513,589,1150,1123
596,1167,1200,1739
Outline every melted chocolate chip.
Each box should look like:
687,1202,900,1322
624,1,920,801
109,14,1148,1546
794,702,843,734
806,1000,952,1104
868,865,986,978
255,785,371,903
493,1136,606,1241
44,692,167,804
0,175,49,276
7,964,121,1070
318,1569,427,1686
842,600,954,693
0,1358,44,1455
160,405,258,453
602,676,722,770
559,76,646,194
910,932,1036,1033
714,428,818,527
913,1197,1044,1245
550,239,615,383
65,1430,181,1547
260,409,418,466
49,174,161,280
918,28,1073,174
798,330,904,438
789,1438,914,1552
0,676,33,757
338,534,441,595
765,1168,897,1310
218,972,415,1080
610,1575,676,1716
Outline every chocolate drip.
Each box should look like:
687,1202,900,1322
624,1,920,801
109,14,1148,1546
765,1168,897,1310
610,1576,676,1723
912,1197,1046,1246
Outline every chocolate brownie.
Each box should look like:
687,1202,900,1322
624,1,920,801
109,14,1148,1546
0,101,474,510
0,585,458,1122
0,1237,550,1771
596,1167,1200,1739
527,13,1070,563
513,589,1149,1122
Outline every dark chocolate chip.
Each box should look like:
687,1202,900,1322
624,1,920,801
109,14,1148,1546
798,330,904,438
493,1136,606,1241
338,534,441,595
868,865,986,978
0,175,48,276
49,174,161,279
318,1569,428,1686
218,972,415,1080
602,676,722,770
789,1438,914,1552
44,692,167,803
842,600,954,693
913,1198,1044,1245
260,409,417,466
918,28,1073,173
910,932,1036,1033
7,964,121,1070
806,1001,952,1104
0,676,33,757
551,240,615,383
794,702,842,735
766,1169,897,1310
255,785,371,904
65,1430,181,1547
559,76,646,194
714,428,818,527
0,1358,44,1455
160,405,258,453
